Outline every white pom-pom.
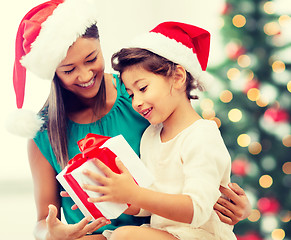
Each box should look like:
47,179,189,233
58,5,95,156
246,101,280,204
6,109,44,139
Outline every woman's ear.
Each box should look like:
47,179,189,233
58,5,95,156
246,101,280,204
173,65,187,90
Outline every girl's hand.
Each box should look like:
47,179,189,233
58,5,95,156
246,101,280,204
60,191,79,210
46,204,110,240
82,158,139,204
214,183,251,225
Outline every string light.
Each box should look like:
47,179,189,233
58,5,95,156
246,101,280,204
278,15,291,25
200,98,214,110
271,229,285,240
220,90,233,103
256,97,269,107
282,162,291,174
280,211,291,223
287,81,291,92
247,88,260,101
272,60,286,73
211,117,221,128
282,135,291,147
237,134,251,147
228,108,242,122
248,142,262,155
202,109,216,120
248,209,261,222
227,68,240,81
237,54,251,68
264,21,281,36
259,174,273,188
232,14,246,28
263,1,275,14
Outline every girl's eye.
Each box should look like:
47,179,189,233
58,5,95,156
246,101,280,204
140,86,147,92
87,56,97,63
64,68,75,74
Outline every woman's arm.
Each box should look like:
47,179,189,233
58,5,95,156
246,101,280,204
214,183,251,225
82,159,193,224
27,140,108,240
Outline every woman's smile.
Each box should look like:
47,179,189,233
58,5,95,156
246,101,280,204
77,75,96,88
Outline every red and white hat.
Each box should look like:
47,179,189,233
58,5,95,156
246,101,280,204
127,21,211,81
9,0,99,138
14,0,99,109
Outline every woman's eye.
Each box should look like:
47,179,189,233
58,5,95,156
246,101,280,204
87,56,97,63
64,68,75,74
140,86,147,92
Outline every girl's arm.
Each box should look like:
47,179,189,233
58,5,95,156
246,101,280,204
27,140,108,240
82,159,193,224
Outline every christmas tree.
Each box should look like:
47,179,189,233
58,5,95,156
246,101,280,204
199,0,291,239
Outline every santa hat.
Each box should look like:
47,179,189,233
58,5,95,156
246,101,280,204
127,21,211,81
8,0,99,138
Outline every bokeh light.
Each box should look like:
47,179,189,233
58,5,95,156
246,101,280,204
271,229,285,240
228,108,242,122
263,1,275,14
282,135,291,147
248,209,261,222
272,60,286,73
200,98,214,110
248,142,262,155
232,14,246,28
282,162,291,174
259,174,273,188
264,21,281,36
237,134,251,147
247,88,260,101
220,90,233,103
211,117,222,128
227,68,240,80
237,54,251,68
287,81,291,92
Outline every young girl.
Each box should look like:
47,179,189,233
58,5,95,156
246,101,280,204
82,22,238,239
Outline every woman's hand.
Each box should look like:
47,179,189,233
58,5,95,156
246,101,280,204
45,204,110,240
82,158,139,204
214,183,251,225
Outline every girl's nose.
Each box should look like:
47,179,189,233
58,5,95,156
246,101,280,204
132,95,143,110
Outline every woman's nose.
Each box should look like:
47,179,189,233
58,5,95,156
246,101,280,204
77,67,93,82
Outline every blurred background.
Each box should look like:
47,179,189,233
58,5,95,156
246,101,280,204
0,0,290,239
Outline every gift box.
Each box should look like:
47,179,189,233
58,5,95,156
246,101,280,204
56,133,154,220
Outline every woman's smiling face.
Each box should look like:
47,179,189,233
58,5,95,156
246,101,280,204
56,37,105,100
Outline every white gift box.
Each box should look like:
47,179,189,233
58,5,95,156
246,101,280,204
56,134,154,220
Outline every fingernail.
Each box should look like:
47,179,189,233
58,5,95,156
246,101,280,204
83,169,88,174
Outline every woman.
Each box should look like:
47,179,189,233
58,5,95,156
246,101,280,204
11,0,250,239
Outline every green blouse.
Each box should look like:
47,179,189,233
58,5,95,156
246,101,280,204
34,74,150,233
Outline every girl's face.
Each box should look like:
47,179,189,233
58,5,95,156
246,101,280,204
122,66,180,125
56,37,105,100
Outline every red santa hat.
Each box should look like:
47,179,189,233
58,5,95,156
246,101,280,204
127,21,211,81
8,0,99,138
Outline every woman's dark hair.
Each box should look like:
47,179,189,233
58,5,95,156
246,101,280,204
111,48,203,100
40,24,105,168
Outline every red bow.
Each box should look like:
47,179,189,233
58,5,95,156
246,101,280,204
67,133,120,174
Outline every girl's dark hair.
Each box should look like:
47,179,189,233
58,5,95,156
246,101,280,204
111,48,203,100
40,24,104,168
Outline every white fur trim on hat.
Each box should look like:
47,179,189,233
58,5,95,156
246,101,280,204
21,0,99,80
6,109,44,139
127,32,203,80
